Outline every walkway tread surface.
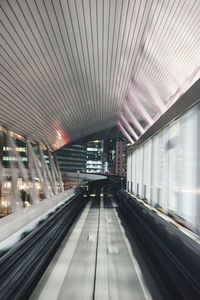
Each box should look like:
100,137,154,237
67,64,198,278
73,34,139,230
31,190,152,300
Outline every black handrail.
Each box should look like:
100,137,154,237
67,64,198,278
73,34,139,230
0,192,86,300
115,190,200,300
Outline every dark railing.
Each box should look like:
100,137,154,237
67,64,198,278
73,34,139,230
0,178,111,300
0,191,86,300
115,190,200,300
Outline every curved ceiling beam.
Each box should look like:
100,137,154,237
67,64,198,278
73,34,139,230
123,105,145,135
1,0,200,148
120,114,138,140
134,70,165,112
128,95,153,126
118,121,134,145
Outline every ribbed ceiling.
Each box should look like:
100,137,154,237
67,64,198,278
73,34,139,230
0,0,200,149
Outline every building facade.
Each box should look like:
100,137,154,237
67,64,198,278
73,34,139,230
2,135,28,168
56,144,87,173
86,140,103,173
115,139,127,176
104,139,116,174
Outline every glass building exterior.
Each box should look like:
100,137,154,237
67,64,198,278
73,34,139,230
86,141,103,173
1,134,28,168
56,144,87,173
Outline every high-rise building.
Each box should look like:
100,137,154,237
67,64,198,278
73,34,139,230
115,139,127,176
104,139,116,174
56,144,87,173
2,134,28,168
86,140,103,173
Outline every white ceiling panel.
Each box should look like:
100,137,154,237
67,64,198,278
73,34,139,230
0,0,200,149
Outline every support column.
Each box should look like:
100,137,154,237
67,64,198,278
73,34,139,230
27,140,39,204
39,147,52,198
8,133,39,206
47,149,58,195
6,132,18,212
53,153,64,192
41,149,56,195
27,141,49,200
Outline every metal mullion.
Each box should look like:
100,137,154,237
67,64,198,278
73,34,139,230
60,0,92,123
64,0,91,124
130,0,161,90
0,63,66,131
135,0,178,84
112,0,131,116
136,0,185,97
17,2,78,128
113,0,136,111
34,0,85,128
109,0,124,117
0,34,65,129
101,0,105,122
44,0,84,127
107,0,118,125
0,99,57,146
88,0,99,123
0,105,45,143
0,91,56,144
96,0,101,122
104,0,111,122
0,53,63,125
114,0,144,113
117,0,152,111
0,73,59,135
81,0,97,124
48,4,88,137
132,0,175,88
58,0,91,127
153,34,200,104
0,92,60,147
73,0,94,125
143,6,193,95
149,4,200,92
149,1,197,85
1,3,65,124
